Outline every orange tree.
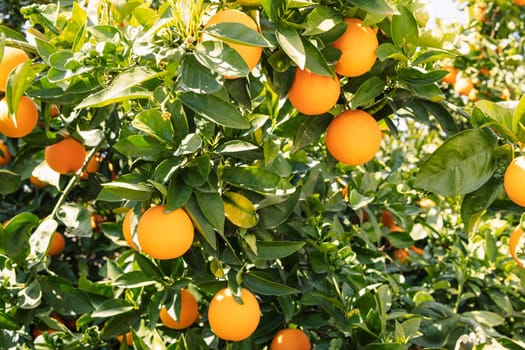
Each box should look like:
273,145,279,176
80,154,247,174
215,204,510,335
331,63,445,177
0,0,525,349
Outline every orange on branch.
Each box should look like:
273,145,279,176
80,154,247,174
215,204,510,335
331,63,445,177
509,226,525,268
30,176,47,188
208,287,260,341
512,0,525,5
325,110,382,166
160,289,199,330
270,328,311,350
47,232,65,256
441,66,459,84
0,46,30,92
503,156,525,207
80,155,99,180
117,332,133,346
44,137,87,175
0,96,38,138
137,205,194,260
287,68,340,115
122,209,139,250
203,9,262,77
332,18,378,77
0,140,11,166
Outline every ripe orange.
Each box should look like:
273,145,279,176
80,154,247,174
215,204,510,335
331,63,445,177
513,0,525,5
80,155,99,180
381,210,396,229
208,287,260,341
0,95,38,138
137,205,194,260
503,156,525,207
0,140,11,166
270,328,311,350
509,226,525,268
159,289,199,329
203,9,262,77
394,248,409,264
332,18,378,77
441,66,459,84
47,232,66,256
325,110,382,165
29,175,48,188
117,332,133,345
44,137,87,174
287,68,340,115
0,46,30,92
122,210,139,250
454,77,474,96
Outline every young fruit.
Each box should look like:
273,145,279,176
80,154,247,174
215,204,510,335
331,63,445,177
203,9,262,77
0,46,30,91
208,287,260,341
44,138,87,174
270,328,311,350
287,68,340,115
0,96,38,138
325,110,382,165
332,18,378,77
159,289,199,329
503,156,525,207
0,140,11,166
47,232,66,256
137,205,194,260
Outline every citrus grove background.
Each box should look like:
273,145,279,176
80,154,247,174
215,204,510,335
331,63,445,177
0,0,525,349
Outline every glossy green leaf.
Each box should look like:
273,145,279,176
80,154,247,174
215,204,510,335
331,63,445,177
40,276,95,315
420,100,458,135
184,195,217,250
166,177,193,212
222,166,294,195
391,6,419,50
302,37,333,77
195,190,225,234
256,241,305,260
257,190,301,229
179,92,250,129
460,177,503,232
293,114,332,152
302,6,341,36
180,54,222,94
347,0,395,14
351,76,385,108
174,134,202,156
181,155,210,187
91,299,135,318
132,109,174,142
223,192,258,228
474,100,515,139
243,271,299,295
194,41,250,78
513,95,525,142
204,22,270,47
0,212,39,265
56,203,93,237
6,60,39,120
276,24,305,70
114,135,167,161
414,129,497,196
18,279,42,309
398,67,448,85
114,271,157,288
76,86,152,109
98,182,154,202
0,311,18,330
0,170,20,194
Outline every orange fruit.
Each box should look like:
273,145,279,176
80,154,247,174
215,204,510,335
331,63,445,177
80,155,99,180
513,0,525,5
270,328,311,350
0,140,11,166
510,226,525,268
159,289,199,329
203,9,262,77
0,46,30,92
117,332,133,345
332,18,378,77
122,209,139,250
325,110,382,165
47,231,66,256
503,156,525,207
50,104,60,117
454,77,474,96
394,248,409,264
0,95,38,138
287,68,340,115
30,175,48,188
45,138,87,174
441,66,459,84
381,210,396,229
409,245,424,256
208,287,260,341
137,205,194,260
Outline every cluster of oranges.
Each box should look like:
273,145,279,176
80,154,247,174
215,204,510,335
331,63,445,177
205,10,382,167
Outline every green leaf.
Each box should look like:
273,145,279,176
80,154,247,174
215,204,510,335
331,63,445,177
386,232,414,249
0,169,21,194
56,203,92,237
376,43,404,62
18,279,42,309
166,177,193,212
114,271,157,288
303,38,333,77
195,190,225,234
293,114,332,152
462,310,505,328
204,23,270,47
92,299,135,318
351,76,385,108
40,276,95,315
179,92,250,129
474,100,515,141
132,109,174,142
98,182,154,202
412,301,460,348
113,135,168,161
243,271,300,295
76,86,152,109
222,166,294,195
223,192,258,228
184,195,217,250
460,177,503,232
6,60,39,118
256,241,305,260
398,67,448,85
194,41,250,78
174,134,202,156
391,6,419,50
347,0,395,14
302,6,341,36
181,53,222,94
181,155,210,187
414,129,497,196
257,190,301,229
420,100,458,135
276,24,305,70
513,95,525,142
0,213,39,265
0,311,18,330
